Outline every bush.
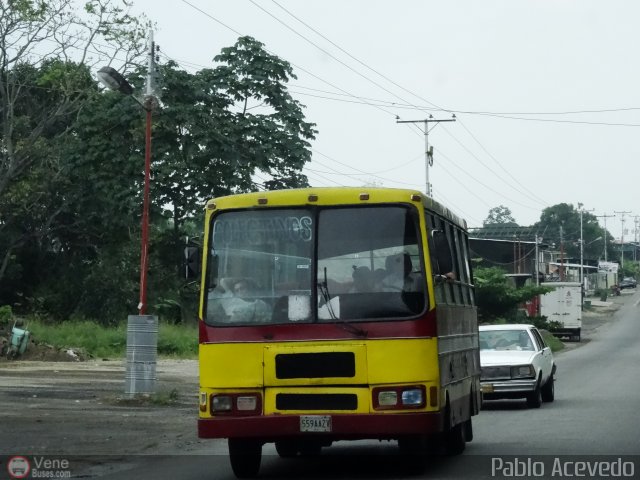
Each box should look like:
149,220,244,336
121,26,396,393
28,318,197,358
0,305,12,325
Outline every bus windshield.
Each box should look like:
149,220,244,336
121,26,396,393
205,205,426,326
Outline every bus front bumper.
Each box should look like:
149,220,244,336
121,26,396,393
198,412,443,440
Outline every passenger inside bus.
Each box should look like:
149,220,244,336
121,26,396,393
227,280,271,323
350,266,374,293
209,279,271,324
381,253,415,292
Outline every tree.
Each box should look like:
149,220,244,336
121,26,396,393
474,266,550,322
2,35,317,323
0,0,147,283
483,205,517,226
151,38,316,253
534,203,605,261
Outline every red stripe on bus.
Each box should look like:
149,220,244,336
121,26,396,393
199,309,437,343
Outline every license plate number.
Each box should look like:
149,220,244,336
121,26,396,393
300,415,331,432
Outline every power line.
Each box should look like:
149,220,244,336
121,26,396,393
455,118,549,206
439,125,546,208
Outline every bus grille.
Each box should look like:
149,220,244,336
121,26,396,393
275,352,355,379
275,393,358,411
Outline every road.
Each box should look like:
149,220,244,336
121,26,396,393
1,291,639,479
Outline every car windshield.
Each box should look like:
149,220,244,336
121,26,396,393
479,329,534,351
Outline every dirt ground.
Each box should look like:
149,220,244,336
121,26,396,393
0,293,630,477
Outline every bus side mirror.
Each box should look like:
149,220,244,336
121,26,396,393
431,230,453,275
184,246,201,279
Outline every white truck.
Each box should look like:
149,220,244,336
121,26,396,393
540,282,582,342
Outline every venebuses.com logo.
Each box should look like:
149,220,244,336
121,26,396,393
6,456,31,479
5,455,72,479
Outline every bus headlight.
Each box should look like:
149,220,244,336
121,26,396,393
373,386,426,410
210,393,262,415
377,391,398,407
236,395,258,411
401,388,423,406
211,395,233,412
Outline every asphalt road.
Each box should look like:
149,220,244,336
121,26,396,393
2,291,639,479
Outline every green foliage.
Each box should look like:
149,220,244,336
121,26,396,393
28,319,197,358
484,205,517,226
534,203,607,260
475,266,551,322
529,315,563,332
0,305,12,325
541,330,565,353
0,0,147,314
29,320,127,358
1,32,315,324
157,323,198,357
620,261,639,279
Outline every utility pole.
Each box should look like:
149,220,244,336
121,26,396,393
535,234,540,286
396,115,456,197
634,216,640,261
615,211,632,269
577,204,595,286
138,29,159,315
559,225,565,281
578,204,594,309
596,213,615,263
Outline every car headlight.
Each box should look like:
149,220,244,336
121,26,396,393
511,365,535,379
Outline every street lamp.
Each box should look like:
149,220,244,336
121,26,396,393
98,56,160,399
97,66,154,315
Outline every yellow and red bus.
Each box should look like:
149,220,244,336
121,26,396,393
194,187,480,477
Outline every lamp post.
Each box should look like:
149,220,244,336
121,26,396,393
97,31,159,397
97,66,156,315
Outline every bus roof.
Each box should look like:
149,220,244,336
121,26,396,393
205,187,467,230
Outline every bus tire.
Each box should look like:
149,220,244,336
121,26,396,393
298,440,322,457
445,422,466,456
275,440,298,458
464,417,473,443
398,435,428,474
228,439,262,478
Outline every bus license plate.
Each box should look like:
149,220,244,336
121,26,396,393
300,415,331,432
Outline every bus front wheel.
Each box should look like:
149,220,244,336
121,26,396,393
228,438,262,478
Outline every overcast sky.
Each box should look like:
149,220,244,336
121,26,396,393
130,0,639,241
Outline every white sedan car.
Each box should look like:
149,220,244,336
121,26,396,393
479,324,556,408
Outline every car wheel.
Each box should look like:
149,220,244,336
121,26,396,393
541,373,555,402
228,439,262,478
526,378,543,408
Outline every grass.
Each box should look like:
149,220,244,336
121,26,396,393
28,319,198,359
541,330,565,352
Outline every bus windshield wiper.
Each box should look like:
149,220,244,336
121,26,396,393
318,268,367,338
